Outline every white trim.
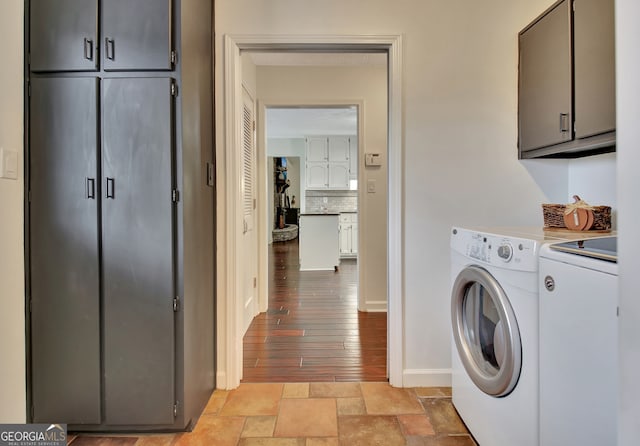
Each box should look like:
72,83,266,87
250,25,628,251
387,35,404,388
222,35,243,387
402,369,452,388
221,34,404,389
362,301,388,312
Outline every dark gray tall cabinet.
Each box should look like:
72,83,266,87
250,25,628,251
27,0,215,431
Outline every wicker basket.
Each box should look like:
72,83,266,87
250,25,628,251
542,203,612,230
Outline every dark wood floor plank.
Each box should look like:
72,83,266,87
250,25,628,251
242,238,387,382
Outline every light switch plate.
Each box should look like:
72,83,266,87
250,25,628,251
0,148,19,180
367,179,376,193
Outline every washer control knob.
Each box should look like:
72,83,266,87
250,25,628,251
497,243,513,261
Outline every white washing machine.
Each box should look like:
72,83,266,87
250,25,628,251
538,237,618,446
450,226,560,446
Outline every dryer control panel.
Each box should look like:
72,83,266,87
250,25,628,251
451,227,540,272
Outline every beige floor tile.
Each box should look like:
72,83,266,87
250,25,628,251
202,394,227,415
309,382,361,398
336,397,366,416
274,398,338,437
397,414,435,436
239,439,305,446
219,383,283,416
175,415,244,446
241,416,277,438
69,437,137,446
338,415,405,446
421,399,469,435
413,387,452,398
360,382,424,415
423,434,477,446
306,438,339,446
283,383,310,399
133,435,177,446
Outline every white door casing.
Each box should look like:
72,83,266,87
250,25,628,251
219,34,403,389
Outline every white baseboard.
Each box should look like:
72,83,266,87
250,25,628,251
216,371,228,390
362,300,388,312
402,368,452,387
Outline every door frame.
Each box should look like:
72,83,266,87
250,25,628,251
218,34,403,388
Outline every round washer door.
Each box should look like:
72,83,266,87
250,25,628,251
451,265,522,397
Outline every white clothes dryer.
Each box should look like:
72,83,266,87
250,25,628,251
538,237,618,446
450,226,554,446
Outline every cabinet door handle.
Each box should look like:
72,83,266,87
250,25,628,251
106,178,115,199
83,38,94,61
86,178,95,199
105,38,115,60
560,113,570,133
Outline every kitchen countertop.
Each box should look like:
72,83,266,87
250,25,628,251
300,212,340,216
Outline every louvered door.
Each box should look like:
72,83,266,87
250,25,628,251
241,88,258,334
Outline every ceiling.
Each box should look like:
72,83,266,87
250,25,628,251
266,107,357,139
251,52,382,138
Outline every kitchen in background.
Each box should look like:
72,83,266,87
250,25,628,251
267,107,359,266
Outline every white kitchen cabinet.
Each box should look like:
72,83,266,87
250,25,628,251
305,136,355,189
339,213,358,258
349,136,358,180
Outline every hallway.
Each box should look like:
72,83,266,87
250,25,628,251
242,239,387,382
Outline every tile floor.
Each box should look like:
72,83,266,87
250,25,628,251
68,383,476,445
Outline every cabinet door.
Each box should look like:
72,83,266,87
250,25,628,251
30,77,101,423
518,0,572,152
340,223,352,255
30,0,98,72
306,137,328,162
574,0,615,139
328,162,350,189
328,136,350,163
103,0,173,71
307,162,328,188
349,137,358,180
352,221,358,254
102,77,176,425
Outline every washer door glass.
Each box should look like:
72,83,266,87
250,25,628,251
451,265,522,397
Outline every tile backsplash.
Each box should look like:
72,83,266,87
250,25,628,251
306,190,357,213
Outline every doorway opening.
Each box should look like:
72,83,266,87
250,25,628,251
242,105,388,382
219,35,403,389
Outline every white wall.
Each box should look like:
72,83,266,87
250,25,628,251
0,0,26,422
257,65,388,311
568,152,617,226
215,0,570,385
616,0,640,444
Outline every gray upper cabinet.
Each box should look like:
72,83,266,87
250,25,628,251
518,0,572,154
103,0,173,71
574,0,616,139
30,0,99,72
29,0,173,73
518,0,615,158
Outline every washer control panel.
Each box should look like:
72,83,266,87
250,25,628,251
451,227,540,272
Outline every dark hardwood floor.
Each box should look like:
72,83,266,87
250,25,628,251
242,238,388,382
